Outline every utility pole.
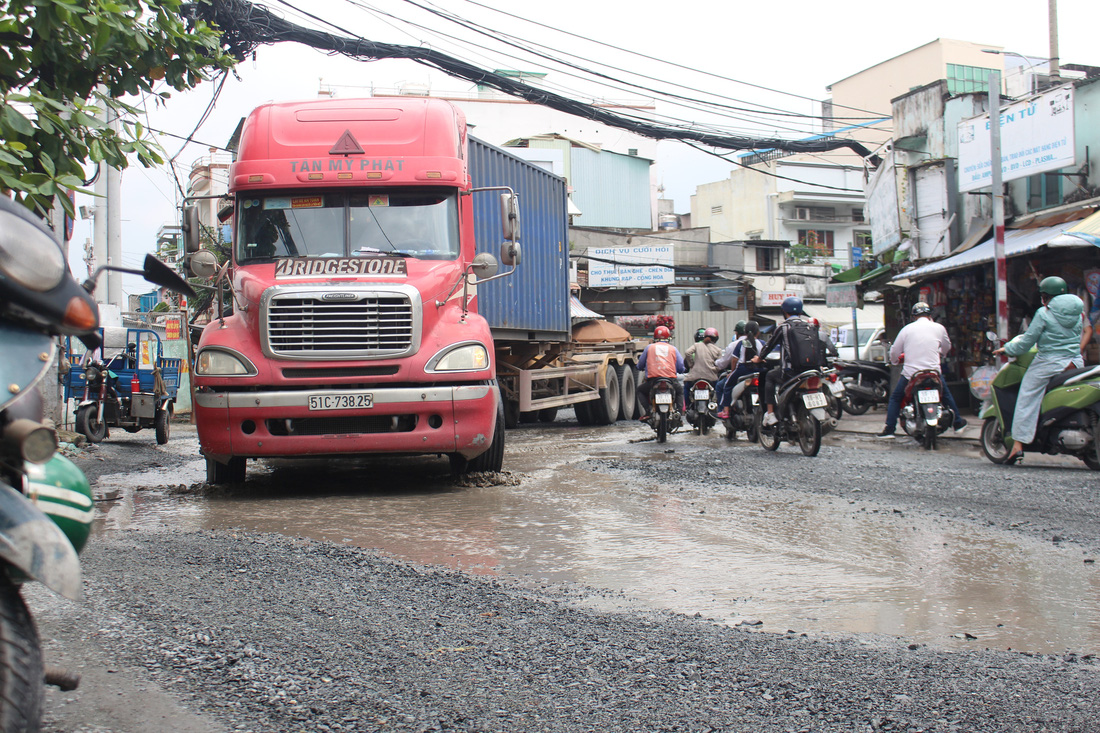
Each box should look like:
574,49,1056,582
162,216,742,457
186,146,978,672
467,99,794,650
1048,0,1061,82
990,70,1008,345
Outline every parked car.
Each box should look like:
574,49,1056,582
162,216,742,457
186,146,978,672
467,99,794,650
833,326,887,362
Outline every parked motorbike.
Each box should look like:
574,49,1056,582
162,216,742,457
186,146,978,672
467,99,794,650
643,377,683,443
0,195,194,728
898,369,954,450
833,359,891,415
755,367,830,456
722,371,761,443
685,379,717,436
979,347,1100,468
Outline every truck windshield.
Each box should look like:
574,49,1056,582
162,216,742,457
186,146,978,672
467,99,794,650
236,189,459,262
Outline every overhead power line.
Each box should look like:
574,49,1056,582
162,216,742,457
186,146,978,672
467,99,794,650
194,0,881,164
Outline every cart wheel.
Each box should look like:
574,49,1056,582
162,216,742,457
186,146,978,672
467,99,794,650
154,406,170,444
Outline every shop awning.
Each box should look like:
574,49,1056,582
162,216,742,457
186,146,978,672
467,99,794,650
890,222,1083,282
1048,209,1100,247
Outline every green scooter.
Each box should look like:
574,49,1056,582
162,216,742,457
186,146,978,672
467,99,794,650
979,345,1100,468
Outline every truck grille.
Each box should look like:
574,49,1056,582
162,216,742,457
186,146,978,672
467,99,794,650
266,293,416,358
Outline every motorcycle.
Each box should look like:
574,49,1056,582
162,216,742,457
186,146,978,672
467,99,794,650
898,369,954,450
643,377,683,443
685,379,717,436
0,195,194,727
833,358,891,415
755,367,830,457
722,371,761,443
979,348,1100,468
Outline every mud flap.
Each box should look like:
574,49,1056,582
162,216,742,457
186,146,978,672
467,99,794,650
0,482,81,600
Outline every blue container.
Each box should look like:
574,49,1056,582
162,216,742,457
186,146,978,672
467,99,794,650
468,137,570,342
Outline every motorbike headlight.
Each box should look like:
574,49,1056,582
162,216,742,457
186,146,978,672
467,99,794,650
427,343,489,373
196,348,256,376
84,365,99,381
0,208,66,291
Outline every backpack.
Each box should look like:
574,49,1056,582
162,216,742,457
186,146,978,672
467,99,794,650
785,319,828,370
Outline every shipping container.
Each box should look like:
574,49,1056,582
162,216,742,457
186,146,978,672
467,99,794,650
469,137,571,342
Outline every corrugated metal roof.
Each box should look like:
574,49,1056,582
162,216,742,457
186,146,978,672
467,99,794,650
891,223,1080,281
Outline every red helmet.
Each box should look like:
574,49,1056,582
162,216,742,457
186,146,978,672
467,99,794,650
704,327,719,341
654,325,671,341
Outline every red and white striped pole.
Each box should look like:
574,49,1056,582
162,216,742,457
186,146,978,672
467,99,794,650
989,70,1009,348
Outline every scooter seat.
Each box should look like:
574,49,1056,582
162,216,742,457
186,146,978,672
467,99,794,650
1047,365,1100,390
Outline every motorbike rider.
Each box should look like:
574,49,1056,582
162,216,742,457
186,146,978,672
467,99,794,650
716,320,765,419
637,325,686,420
684,327,722,385
693,327,707,343
991,276,1086,461
877,302,968,438
751,296,810,427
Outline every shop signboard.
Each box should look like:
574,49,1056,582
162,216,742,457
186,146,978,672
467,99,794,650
864,149,906,256
759,290,800,308
588,245,674,287
957,85,1075,193
826,283,859,309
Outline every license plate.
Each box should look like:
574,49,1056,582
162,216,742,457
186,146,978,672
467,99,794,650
694,389,710,400
655,393,673,404
750,393,759,405
917,389,940,404
308,392,374,410
828,381,845,394
802,392,828,409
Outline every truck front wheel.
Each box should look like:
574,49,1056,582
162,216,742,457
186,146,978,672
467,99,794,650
452,399,505,475
206,456,246,485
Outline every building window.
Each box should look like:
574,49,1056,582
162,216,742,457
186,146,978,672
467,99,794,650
852,207,864,223
1027,173,1062,211
798,229,834,257
946,64,996,95
711,205,723,215
756,247,781,271
854,231,873,248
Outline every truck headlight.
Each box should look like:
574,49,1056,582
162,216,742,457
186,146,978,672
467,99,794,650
196,347,256,376
427,343,489,372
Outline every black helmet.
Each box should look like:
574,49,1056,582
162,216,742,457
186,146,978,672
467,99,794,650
781,296,804,315
734,320,747,337
911,302,931,317
1039,276,1068,297
744,320,759,337
694,327,706,342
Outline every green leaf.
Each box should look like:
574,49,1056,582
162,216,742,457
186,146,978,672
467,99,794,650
3,107,35,136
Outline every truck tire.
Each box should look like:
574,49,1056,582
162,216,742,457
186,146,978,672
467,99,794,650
503,398,520,429
574,400,595,425
0,578,42,733
617,365,637,421
452,398,505,474
537,407,559,423
592,367,620,425
206,456,246,485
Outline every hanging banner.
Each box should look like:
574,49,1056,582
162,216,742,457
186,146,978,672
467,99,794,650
588,246,674,287
957,86,1075,192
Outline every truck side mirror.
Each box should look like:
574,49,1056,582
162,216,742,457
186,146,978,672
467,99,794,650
182,205,201,253
188,249,220,279
500,193,520,242
470,252,499,279
500,241,521,267
217,203,234,223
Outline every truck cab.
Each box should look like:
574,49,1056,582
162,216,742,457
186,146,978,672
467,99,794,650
190,98,509,484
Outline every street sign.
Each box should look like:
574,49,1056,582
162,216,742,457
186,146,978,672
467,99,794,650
851,246,863,265
826,283,860,309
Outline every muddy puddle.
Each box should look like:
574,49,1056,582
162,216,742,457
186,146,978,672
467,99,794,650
92,425,1100,655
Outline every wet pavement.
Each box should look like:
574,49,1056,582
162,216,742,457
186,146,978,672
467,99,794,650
86,410,1100,656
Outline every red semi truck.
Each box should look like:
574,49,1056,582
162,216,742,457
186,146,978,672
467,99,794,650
186,97,528,484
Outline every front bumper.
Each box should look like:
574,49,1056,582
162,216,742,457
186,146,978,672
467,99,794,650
194,383,497,462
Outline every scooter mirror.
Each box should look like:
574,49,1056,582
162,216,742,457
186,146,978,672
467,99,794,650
143,254,196,298
986,330,998,342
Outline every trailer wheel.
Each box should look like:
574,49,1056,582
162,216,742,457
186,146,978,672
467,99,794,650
537,407,559,423
503,398,520,429
592,367,620,425
617,365,637,421
574,400,595,425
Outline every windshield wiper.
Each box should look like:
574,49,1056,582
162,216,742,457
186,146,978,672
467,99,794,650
353,247,413,257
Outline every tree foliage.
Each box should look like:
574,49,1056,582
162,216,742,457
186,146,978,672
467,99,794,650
0,0,235,216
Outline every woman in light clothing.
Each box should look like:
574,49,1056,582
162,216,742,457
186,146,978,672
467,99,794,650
993,276,1087,462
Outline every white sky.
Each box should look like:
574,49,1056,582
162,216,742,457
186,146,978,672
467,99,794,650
70,0,1097,295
